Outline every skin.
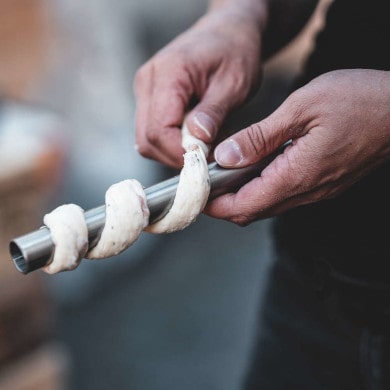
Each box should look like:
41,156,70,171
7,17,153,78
134,0,317,169
146,145,210,233
134,1,266,168
43,204,88,274
207,69,390,225
134,0,390,226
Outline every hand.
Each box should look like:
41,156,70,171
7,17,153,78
134,7,263,168
206,69,390,225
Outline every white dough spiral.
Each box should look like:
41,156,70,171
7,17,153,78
86,179,149,259
43,121,211,273
43,204,88,274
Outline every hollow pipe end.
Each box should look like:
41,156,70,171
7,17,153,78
9,240,51,274
10,241,30,274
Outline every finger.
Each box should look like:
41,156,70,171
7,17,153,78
214,92,307,168
185,67,255,143
205,180,314,224
205,146,307,224
134,61,193,166
136,123,184,168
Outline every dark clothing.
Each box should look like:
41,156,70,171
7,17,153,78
245,0,390,388
244,248,390,390
276,0,390,284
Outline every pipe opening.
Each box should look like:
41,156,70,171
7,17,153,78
10,241,28,274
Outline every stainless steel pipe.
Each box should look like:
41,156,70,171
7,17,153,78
10,148,284,274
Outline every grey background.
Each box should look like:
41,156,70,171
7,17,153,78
30,0,300,388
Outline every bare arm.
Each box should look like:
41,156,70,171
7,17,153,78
207,69,390,224
262,0,319,58
134,0,319,168
208,0,320,57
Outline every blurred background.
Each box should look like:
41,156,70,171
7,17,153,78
0,0,330,389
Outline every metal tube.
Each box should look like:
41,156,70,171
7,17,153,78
10,148,283,274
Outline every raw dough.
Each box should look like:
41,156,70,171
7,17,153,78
43,204,88,274
146,144,210,233
43,121,210,273
86,179,149,259
181,121,209,156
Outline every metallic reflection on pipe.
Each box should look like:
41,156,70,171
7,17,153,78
10,146,286,274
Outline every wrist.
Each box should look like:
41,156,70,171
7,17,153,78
207,0,269,33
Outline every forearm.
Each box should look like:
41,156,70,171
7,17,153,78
263,0,320,58
208,0,268,28
207,0,319,58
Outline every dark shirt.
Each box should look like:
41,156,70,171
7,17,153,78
274,0,390,284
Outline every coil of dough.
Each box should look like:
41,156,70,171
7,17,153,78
42,121,211,274
43,204,88,274
86,179,149,259
145,144,210,233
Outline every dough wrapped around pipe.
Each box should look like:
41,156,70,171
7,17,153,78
43,204,88,274
86,179,149,259
145,144,210,234
42,122,210,273
146,120,211,234
43,180,149,274
181,121,210,156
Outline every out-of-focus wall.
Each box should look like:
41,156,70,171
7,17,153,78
0,0,329,304
0,2,69,388
22,0,210,303
0,1,331,389
0,0,52,98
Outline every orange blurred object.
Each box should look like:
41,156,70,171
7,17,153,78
0,0,53,99
0,2,68,388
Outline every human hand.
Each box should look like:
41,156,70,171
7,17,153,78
134,7,263,168
206,69,390,225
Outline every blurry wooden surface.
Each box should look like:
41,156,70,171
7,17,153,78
0,5,66,385
0,343,68,390
0,130,66,387
0,164,53,366
0,0,51,99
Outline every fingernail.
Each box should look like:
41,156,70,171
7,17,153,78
215,139,243,167
193,113,215,139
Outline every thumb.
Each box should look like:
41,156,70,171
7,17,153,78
214,97,303,167
185,75,253,144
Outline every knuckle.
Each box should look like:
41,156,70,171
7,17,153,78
134,60,157,92
146,128,160,146
136,142,153,159
134,64,148,89
225,57,260,103
225,74,251,106
230,214,251,227
203,103,226,122
136,133,158,159
246,123,266,156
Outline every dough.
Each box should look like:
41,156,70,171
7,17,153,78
43,121,210,273
86,179,149,259
146,120,210,233
43,204,88,274
146,144,210,233
181,121,209,156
